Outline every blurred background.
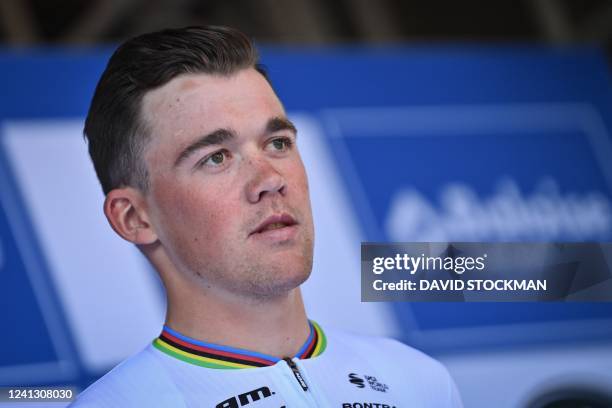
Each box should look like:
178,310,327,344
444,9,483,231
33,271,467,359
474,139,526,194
1,1,612,407
0,0,611,53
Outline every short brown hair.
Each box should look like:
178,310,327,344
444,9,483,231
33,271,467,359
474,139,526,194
84,26,267,194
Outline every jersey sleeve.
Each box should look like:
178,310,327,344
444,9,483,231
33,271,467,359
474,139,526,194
68,346,187,408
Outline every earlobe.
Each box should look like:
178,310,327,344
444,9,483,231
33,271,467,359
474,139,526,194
104,188,158,245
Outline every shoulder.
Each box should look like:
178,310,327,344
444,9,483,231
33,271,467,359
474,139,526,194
69,344,186,408
323,327,462,406
326,327,442,370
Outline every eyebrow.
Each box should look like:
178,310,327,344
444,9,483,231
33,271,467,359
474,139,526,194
267,116,297,135
173,116,297,168
173,128,236,168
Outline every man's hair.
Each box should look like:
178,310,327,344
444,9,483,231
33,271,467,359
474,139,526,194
84,26,267,195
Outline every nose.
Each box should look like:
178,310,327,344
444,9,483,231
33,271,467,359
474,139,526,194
245,157,287,203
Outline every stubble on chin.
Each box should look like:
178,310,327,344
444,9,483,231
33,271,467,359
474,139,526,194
197,236,314,302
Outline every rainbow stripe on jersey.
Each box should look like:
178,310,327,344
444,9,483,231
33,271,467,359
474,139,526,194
153,320,326,369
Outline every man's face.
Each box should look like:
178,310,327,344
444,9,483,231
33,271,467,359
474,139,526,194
140,68,314,299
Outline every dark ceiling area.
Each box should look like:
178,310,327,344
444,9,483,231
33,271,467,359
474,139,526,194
0,0,611,65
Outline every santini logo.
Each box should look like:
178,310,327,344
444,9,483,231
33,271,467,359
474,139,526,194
349,373,365,388
216,386,274,408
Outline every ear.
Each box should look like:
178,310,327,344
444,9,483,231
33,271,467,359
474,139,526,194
104,187,158,245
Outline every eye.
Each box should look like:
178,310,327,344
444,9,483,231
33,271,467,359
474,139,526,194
199,150,230,168
267,137,294,152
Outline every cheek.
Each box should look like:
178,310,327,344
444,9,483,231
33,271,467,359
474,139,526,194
151,180,235,247
288,159,310,199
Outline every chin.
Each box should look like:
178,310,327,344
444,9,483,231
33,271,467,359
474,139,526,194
238,258,313,299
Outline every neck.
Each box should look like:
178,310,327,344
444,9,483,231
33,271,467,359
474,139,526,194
143,242,311,358
163,277,310,359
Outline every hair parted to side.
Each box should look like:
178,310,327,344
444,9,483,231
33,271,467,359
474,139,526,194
84,25,268,195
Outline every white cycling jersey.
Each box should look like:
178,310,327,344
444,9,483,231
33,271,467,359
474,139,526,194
69,321,462,407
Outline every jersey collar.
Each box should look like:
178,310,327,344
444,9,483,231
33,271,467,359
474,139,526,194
153,320,327,369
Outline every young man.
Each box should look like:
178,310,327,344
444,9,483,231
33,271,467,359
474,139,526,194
72,26,462,407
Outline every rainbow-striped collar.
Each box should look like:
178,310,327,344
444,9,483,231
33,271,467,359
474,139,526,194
153,320,327,369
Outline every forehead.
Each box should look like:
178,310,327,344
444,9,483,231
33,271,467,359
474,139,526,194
140,69,284,157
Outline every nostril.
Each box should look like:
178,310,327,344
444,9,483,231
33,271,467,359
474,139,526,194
245,160,286,203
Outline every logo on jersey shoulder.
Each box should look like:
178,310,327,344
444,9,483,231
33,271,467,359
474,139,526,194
215,386,274,408
349,373,365,388
348,373,389,393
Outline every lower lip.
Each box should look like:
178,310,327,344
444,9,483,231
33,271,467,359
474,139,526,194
250,224,298,243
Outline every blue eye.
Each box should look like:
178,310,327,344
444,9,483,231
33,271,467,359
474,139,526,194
269,137,293,152
209,152,225,164
201,150,229,167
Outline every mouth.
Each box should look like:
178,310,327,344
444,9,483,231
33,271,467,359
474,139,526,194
250,213,298,237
